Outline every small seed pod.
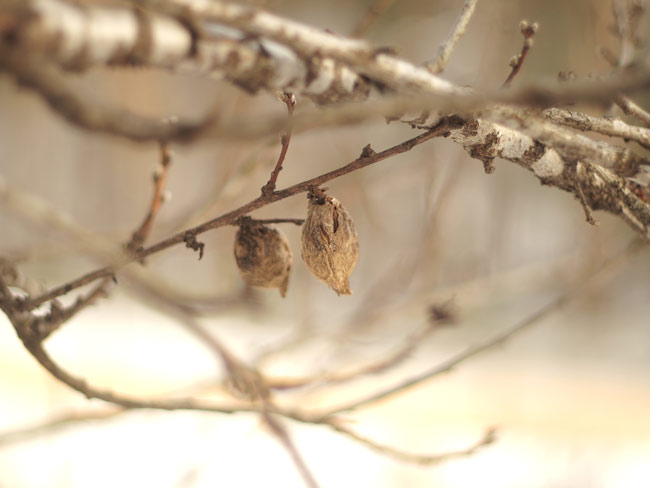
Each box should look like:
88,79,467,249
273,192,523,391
234,218,292,297
301,187,359,295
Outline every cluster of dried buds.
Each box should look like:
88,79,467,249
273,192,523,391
233,187,359,297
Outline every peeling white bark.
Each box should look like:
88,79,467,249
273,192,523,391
2,0,650,238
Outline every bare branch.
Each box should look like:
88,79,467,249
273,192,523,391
0,46,214,143
320,239,645,416
616,94,650,127
127,143,173,253
135,0,464,97
502,20,538,88
17,120,458,311
543,107,650,149
425,0,480,74
325,420,496,465
261,92,296,196
0,409,124,447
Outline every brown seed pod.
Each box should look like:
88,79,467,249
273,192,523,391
301,187,359,295
234,218,292,297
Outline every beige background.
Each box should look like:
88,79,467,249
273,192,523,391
2,0,650,487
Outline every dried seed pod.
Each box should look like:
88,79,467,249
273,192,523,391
301,187,359,295
234,218,292,297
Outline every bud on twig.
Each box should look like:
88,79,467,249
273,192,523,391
301,187,359,295
234,218,292,297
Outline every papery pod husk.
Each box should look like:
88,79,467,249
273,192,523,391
234,218,292,297
301,187,359,295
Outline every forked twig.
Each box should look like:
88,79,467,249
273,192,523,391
502,20,538,88
127,142,173,253
261,92,296,196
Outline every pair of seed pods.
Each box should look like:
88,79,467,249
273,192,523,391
234,188,359,296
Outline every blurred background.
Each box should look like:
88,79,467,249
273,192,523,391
2,0,650,486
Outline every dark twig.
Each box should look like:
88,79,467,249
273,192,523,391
0,409,124,447
19,120,460,311
261,92,296,197
127,142,172,253
502,20,538,88
232,216,305,227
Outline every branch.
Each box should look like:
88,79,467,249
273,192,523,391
425,0,479,74
325,420,496,466
319,239,645,417
0,409,124,447
136,0,462,96
17,120,459,311
261,92,296,196
127,143,173,253
502,20,538,88
269,322,438,390
351,0,398,38
543,107,650,150
0,45,214,143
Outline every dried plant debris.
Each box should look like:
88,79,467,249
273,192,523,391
301,187,359,295
234,218,292,297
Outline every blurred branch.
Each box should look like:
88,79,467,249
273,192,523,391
0,46,215,143
425,0,479,74
615,93,650,127
268,322,438,390
127,143,173,253
320,239,646,417
325,420,496,466
351,0,397,38
502,20,538,88
0,409,124,447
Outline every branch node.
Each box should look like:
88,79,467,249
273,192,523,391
183,232,205,260
360,143,376,158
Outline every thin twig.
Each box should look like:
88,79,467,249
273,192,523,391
0,409,124,447
319,239,646,417
263,411,320,488
127,142,173,253
0,46,214,143
502,20,538,88
599,46,650,126
351,0,398,38
425,0,480,74
325,419,496,465
232,217,305,227
261,92,296,196
616,94,650,127
268,323,435,390
18,120,459,311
